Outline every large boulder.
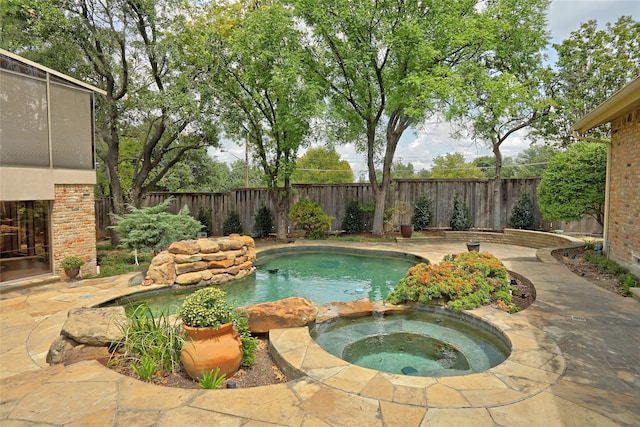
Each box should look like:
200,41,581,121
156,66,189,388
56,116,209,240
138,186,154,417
241,297,316,333
61,307,127,346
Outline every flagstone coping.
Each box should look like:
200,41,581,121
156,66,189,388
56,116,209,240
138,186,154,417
269,305,564,409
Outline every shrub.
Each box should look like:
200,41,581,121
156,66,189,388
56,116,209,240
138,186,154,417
341,199,365,233
110,198,202,258
288,199,335,239
449,194,473,231
412,193,433,230
387,251,514,312
223,210,242,235
509,194,535,229
253,205,274,238
197,206,213,237
177,287,236,329
60,256,85,269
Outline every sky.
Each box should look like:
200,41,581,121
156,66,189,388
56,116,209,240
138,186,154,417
212,0,639,177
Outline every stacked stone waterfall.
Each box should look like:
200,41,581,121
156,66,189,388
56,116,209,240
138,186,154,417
146,234,256,286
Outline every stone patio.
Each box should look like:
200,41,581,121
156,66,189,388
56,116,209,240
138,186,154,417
1,239,638,426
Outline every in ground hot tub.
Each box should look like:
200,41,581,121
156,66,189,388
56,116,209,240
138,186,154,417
310,307,511,377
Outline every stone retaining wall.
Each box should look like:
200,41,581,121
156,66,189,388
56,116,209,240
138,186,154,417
146,234,256,287
441,229,585,249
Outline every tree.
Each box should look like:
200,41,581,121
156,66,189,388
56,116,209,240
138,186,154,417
291,0,487,235
430,153,484,179
110,198,202,264
535,16,640,145
391,161,417,179
1,0,220,215
512,145,558,178
448,0,552,228
291,147,353,184
537,143,607,226
184,1,320,239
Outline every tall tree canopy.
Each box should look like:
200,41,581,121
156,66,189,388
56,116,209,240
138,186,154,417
292,147,354,184
535,16,640,145
448,0,552,228
290,0,488,235
181,1,320,238
430,153,484,179
1,0,220,215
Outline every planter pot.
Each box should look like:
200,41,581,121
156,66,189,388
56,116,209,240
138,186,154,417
466,242,480,252
181,322,242,380
400,224,414,238
64,267,81,281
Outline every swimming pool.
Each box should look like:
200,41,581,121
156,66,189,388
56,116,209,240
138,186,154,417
106,247,424,313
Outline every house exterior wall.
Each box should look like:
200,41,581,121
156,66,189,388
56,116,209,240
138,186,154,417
607,107,640,276
52,184,97,277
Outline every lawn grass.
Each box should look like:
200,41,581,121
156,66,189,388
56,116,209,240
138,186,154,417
94,242,152,278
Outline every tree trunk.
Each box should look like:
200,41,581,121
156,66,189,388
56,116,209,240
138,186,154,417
492,140,503,230
269,186,290,240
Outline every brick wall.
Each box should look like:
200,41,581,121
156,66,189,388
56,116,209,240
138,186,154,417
52,184,97,277
608,108,640,276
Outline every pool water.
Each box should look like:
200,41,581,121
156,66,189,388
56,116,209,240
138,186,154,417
310,309,510,377
110,249,420,314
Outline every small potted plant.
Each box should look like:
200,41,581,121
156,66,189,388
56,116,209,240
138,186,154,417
177,287,242,380
60,256,85,281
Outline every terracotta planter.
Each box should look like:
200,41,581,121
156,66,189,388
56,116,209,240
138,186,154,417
400,224,414,238
181,322,242,380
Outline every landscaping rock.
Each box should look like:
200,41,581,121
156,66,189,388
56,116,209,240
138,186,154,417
61,307,127,346
63,345,112,366
147,252,176,285
47,335,78,365
168,240,199,255
371,300,415,315
197,238,220,254
326,298,374,318
241,297,316,333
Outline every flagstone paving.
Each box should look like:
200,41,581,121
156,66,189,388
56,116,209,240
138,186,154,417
1,239,639,426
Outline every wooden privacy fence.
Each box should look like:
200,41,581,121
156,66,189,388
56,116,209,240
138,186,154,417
95,178,602,237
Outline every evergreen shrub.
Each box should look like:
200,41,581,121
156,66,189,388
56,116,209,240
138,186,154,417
253,205,274,238
223,211,242,235
449,194,473,231
412,193,434,230
341,199,365,233
509,194,535,229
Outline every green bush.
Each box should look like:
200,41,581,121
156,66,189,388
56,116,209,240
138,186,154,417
387,251,515,312
412,193,433,230
60,256,85,269
341,199,365,233
253,205,274,238
509,194,535,230
223,210,242,235
197,206,213,237
110,198,202,255
288,199,334,239
449,194,473,231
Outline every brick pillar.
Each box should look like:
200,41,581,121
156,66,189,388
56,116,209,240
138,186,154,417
52,184,98,277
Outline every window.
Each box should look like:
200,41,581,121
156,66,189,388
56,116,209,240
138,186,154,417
0,201,51,282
